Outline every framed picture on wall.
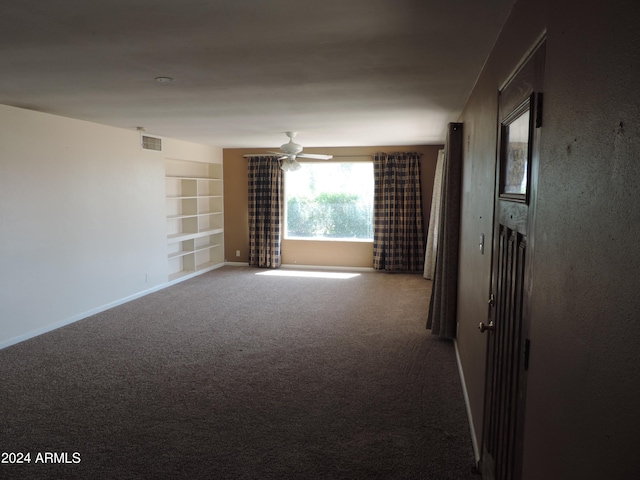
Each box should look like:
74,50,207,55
499,96,533,202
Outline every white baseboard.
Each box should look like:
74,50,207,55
0,282,172,351
0,264,229,351
166,263,225,286
454,339,481,464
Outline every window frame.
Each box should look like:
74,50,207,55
283,160,374,242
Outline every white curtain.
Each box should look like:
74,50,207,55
424,149,445,279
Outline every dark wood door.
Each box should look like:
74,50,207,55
480,41,545,480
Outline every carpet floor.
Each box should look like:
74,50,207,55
0,266,478,479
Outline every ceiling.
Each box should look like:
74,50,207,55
0,0,514,148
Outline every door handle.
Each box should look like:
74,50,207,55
479,321,495,333
488,293,495,307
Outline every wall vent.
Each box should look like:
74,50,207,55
141,134,163,152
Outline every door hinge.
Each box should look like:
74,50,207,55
524,339,531,370
535,92,544,128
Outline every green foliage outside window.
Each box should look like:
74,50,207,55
285,162,374,241
287,192,372,239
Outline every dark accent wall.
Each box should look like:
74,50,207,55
457,1,640,478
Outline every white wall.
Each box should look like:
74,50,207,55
0,105,222,348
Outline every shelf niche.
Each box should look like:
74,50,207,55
165,159,224,282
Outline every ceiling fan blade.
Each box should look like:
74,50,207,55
297,153,333,160
242,153,287,159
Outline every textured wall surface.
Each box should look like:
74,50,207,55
456,0,547,455
523,2,640,478
456,0,640,478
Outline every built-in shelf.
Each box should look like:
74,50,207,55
167,214,198,220
165,159,224,282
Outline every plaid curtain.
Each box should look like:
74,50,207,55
248,156,283,268
373,152,425,272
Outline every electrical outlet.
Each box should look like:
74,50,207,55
236,250,240,257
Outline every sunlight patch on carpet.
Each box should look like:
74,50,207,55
255,270,360,279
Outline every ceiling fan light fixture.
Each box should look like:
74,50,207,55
280,157,301,171
245,132,332,171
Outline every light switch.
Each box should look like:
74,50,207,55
479,234,485,254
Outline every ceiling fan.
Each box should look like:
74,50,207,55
244,132,333,171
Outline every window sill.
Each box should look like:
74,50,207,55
284,237,373,243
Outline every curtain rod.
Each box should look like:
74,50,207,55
332,152,423,158
242,153,423,159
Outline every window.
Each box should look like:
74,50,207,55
285,162,374,241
